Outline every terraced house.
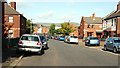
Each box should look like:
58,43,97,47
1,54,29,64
78,13,103,39
4,1,26,38
102,1,120,37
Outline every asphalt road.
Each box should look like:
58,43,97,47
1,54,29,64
15,39,119,66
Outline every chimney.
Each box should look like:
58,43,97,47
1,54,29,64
10,2,16,10
92,13,95,20
117,1,120,11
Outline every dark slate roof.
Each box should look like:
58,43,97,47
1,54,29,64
84,17,102,24
104,10,120,20
4,3,20,15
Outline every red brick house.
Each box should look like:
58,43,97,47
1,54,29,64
33,24,49,34
103,1,120,37
4,2,26,38
78,13,103,39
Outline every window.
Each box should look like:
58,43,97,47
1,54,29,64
111,19,113,26
9,15,13,22
87,24,90,28
92,25,94,28
21,36,39,42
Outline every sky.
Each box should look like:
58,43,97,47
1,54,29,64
7,0,119,23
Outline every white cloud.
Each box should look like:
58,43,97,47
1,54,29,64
39,10,54,19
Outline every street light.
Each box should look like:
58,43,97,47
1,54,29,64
30,19,33,34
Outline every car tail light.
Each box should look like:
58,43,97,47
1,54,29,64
37,42,41,45
18,41,23,44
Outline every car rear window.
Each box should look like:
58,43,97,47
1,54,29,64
71,36,77,38
90,37,98,40
114,38,120,43
60,36,65,38
21,36,39,42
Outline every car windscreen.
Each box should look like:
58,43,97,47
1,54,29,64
114,38,120,43
71,36,77,38
90,37,98,40
39,36,46,41
60,36,65,38
21,36,39,42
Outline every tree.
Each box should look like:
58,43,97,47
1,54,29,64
49,23,55,35
25,19,35,34
60,22,74,35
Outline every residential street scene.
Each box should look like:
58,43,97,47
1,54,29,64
1,0,120,68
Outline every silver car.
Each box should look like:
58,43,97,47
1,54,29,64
17,34,44,55
104,37,120,53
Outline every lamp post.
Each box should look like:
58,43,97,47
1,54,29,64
30,19,33,34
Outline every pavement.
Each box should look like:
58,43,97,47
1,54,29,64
2,38,22,68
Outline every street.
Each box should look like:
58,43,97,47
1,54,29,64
15,39,118,66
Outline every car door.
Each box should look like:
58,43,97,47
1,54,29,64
86,37,89,45
109,38,114,50
106,38,111,49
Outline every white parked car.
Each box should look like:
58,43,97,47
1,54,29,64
68,36,78,44
17,34,44,55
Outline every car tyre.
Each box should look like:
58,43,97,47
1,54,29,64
104,45,107,51
38,49,44,55
113,47,117,53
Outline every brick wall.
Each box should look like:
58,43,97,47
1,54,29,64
20,15,26,36
4,14,26,38
117,17,120,37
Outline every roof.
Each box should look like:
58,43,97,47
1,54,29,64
103,10,116,20
83,17,102,24
4,3,20,15
104,10,120,20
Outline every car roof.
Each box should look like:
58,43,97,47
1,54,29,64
22,34,39,37
109,37,120,39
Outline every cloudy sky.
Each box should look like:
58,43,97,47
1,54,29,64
7,0,119,23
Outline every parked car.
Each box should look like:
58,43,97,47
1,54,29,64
85,36,100,46
59,36,65,41
67,36,78,44
83,37,87,42
104,37,120,53
17,34,44,55
39,35,49,50
54,36,58,40
64,35,69,43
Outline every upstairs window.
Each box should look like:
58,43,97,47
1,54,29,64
92,25,94,28
87,24,90,28
9,15,13,23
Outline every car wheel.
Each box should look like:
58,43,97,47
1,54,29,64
113,47,117,53
38,49,44,55
104,45,107,51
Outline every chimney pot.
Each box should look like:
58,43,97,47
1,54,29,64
92,13,95,20
10,2,16,10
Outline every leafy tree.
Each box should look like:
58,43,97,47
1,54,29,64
60,22,74,35
25,19,35,34
49,23,55,35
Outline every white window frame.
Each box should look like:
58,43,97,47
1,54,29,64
9,15,13,23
